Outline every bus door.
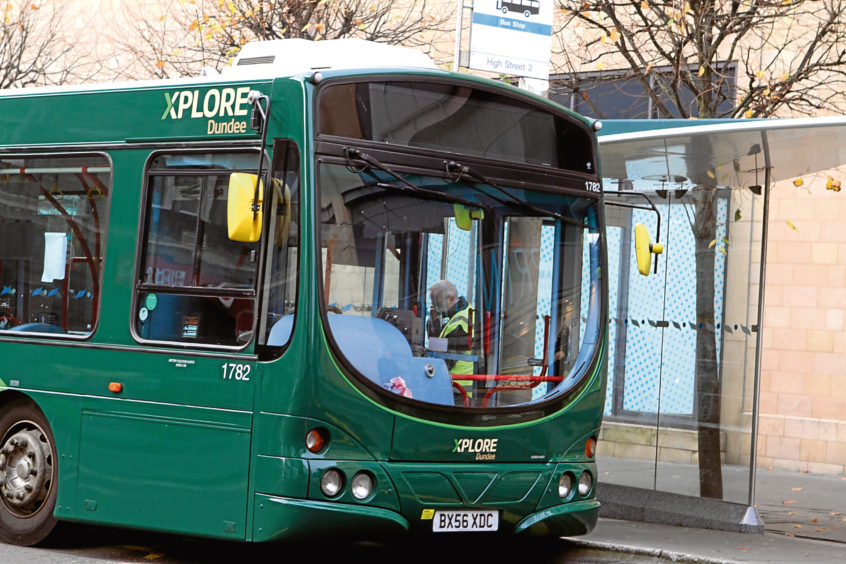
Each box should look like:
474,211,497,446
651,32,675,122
74,149,296,540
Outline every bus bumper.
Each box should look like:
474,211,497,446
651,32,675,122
252,494,598,541
253,494,409,542
513,499,600,536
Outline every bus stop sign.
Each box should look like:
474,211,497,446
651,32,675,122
469,0,553,80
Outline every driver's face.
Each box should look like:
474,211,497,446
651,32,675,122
430,292,447,314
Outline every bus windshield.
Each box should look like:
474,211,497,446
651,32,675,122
318,163,602,410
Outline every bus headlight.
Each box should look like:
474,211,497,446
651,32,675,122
350,471,375,500
578,471,593,496
320,468,344,497
558,472,574,499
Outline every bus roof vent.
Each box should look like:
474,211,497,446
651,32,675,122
222,38,437,77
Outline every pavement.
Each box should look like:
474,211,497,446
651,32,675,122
569,465,846,563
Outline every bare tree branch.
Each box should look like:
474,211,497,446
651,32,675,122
1,1,93,88
555,0,846,119
114,0,453,79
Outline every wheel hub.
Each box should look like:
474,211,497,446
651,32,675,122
0,428,51,515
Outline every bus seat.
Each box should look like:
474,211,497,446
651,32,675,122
7,323,66,334
267,314,294,346
326,314,453,406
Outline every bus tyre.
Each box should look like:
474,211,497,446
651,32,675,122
0,399,58,546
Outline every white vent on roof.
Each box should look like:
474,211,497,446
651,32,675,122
222,38,437,77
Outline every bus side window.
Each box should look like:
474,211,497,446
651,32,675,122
0,155,111,337
257,140,300,357
134,152,261,347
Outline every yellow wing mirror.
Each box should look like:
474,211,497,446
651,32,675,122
453,203,484,231
634,223,664,276
227,173,263,242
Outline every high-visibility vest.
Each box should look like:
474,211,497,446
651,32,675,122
439,305,474,380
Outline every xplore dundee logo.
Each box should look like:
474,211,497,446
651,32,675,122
161,87,252,135
452,437,498,461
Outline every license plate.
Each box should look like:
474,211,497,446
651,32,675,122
432,510,499,532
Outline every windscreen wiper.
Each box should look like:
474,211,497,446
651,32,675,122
344,147,489,211
444,160,582,227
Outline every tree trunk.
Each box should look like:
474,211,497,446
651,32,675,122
691,187,723,499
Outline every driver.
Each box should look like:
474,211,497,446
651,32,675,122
428,280,474,393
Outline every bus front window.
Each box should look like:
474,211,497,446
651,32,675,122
318,162,602,410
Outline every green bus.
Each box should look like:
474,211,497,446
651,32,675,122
0,39,620,545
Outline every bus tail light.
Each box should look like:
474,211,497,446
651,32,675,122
351,471,374,500
558,472,574,499
320,469,344,497
578,471,593,497
585,436,597,459
305,428,329,453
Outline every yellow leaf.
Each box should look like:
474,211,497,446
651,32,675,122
786,220,799,232
156,60,166,68
641,0,649,9
744,110,755,119
755,70,765,80
793,178,804,187
600,33,608,43
706,169,715,179
722,237,730,246
719,247,727,256
596,62,606,70
609,30,621,42
698,65,706,77
708,239,717,249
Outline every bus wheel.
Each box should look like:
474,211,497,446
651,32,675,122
0,399,58,546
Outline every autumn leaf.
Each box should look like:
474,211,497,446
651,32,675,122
793,178,804,187
641,0,649,9
709,239,717,248
698,65,706,77
792,487,803,491
783,499,796,505
787,220,799,232
755,70,766,80
719,247,727,256
706,169,716,179
156,60,166,69
744,109,754,118
734,209,742,222
826,178,841,192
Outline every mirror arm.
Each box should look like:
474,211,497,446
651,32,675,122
248,90,271,217
604,190,662,274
